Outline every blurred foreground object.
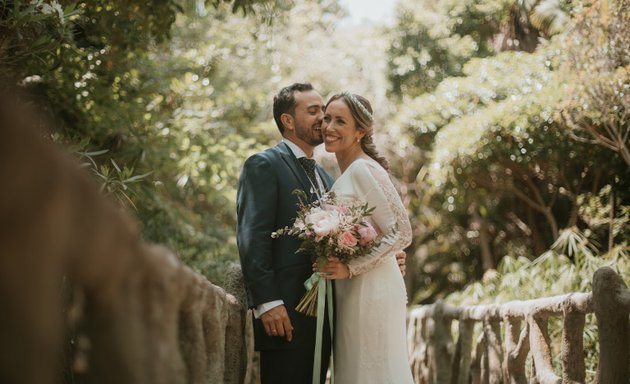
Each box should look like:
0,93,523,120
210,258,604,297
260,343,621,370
0,94,255,384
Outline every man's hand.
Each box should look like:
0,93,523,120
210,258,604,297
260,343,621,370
396,250,407,276
260,305,293,342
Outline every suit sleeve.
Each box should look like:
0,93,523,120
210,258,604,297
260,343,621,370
236,153,280,308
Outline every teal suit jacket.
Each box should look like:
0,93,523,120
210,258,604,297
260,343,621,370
236,141,334,351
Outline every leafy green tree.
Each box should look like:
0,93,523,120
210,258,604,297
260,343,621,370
2,0,400,285
388,0,629,303
559,0,630,167
1,0,279,282
385,0,572,97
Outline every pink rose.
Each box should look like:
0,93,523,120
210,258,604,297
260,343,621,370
358,224,378,245
339,231,358,247
323,204,349,215
323,204,337,211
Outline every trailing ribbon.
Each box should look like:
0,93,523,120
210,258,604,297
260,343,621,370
304,272,319,291
308,273,334,384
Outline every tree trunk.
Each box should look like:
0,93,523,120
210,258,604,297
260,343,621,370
608,188,615,251
528,207,547,257
472,207,495,271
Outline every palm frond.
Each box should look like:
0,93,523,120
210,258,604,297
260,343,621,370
530,0,569,35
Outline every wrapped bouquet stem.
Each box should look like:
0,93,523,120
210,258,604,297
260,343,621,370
296,273,321,316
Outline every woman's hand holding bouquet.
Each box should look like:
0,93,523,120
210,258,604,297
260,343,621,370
272,190,383,316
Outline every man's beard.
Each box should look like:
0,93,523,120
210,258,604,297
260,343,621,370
296,124,323,146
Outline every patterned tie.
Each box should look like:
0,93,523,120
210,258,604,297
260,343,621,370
298,157,320,193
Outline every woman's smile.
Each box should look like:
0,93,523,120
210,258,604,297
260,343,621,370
324,132,341,144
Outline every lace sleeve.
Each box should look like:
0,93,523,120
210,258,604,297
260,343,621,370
345,160,412,277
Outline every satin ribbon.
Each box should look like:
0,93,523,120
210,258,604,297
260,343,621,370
306,273,334,384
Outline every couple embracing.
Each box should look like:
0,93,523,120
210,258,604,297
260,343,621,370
237,83,414,384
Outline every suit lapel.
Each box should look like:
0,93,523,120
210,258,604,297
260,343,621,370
315,166,332,192
276,142,314,195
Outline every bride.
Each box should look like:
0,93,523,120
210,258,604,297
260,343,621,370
317,92,414,383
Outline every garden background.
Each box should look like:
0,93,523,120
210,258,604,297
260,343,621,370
2,0,628,378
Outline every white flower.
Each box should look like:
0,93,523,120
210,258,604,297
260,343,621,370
294,218,306,231
31,0,65,24
305,209,340,237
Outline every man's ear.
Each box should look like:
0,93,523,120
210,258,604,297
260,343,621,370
280,113,294,132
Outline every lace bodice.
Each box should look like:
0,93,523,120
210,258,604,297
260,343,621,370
331,158,412,277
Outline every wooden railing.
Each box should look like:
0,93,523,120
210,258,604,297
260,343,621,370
407,267,630,384
0,99,256,384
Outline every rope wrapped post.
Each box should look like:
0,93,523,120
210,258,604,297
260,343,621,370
593,266,630,383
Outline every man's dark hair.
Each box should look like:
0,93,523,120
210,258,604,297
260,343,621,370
273,83,314,134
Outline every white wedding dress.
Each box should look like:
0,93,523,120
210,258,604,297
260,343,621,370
331,158,414,384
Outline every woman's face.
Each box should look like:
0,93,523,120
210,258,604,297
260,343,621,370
322,99,364,154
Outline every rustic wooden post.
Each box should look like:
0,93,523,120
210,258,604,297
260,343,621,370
528,315,561,384
224,293,248,384
178,272,209,384
485,319,504,384
223,263,257,384
504,317,528,384
408,308,429,384
529,357,539,384
471,332,485,384
407,310,418,383
419,314,430,383
451,319,474,384
406,268,625,384
429,301,453,384
560,294,586,383
427,311,437,384
203,283,228,381
593,266,630,383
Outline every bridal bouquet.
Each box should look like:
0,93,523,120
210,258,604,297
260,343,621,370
272,190,382,316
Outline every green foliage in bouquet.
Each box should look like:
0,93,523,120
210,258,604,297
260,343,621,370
272,189,389,316
272,190,382,265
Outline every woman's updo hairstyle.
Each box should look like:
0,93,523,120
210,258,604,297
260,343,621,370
326,92,389,171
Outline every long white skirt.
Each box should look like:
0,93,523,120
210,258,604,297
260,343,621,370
333,256,414,384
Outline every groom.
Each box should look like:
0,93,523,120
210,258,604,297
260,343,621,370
237,83,408,383
237,83,333,384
